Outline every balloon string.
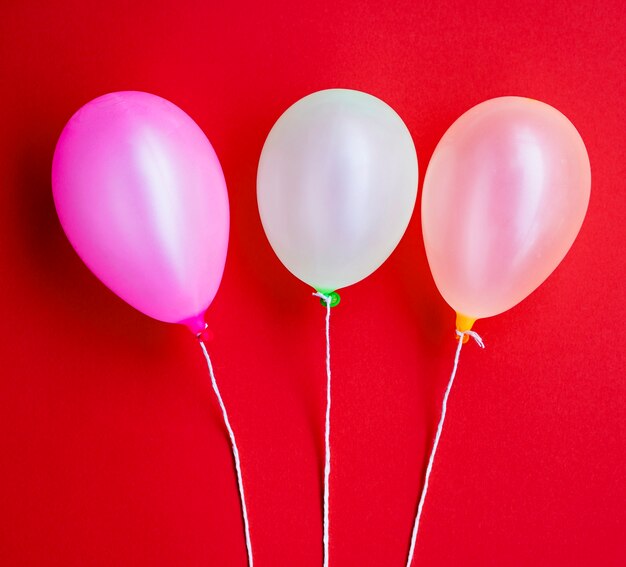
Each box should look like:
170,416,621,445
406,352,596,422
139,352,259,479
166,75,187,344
198,338,254,567
405,329,484,567
313,292,332,567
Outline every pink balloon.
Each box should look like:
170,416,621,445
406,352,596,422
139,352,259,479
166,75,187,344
422,97,590,330
52,91,229,334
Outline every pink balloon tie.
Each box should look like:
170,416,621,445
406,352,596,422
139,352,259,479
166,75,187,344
312,291,332,567
405,329,484,567
197,334,254,567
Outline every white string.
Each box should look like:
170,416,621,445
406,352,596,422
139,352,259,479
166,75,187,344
405,329,484,567
198,338,254,567
313,291,332,567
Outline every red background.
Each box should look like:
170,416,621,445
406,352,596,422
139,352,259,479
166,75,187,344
1,1,625,565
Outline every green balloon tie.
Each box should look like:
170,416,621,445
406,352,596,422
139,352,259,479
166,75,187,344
316,290,340,308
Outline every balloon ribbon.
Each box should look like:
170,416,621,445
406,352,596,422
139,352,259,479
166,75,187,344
198,337,254,567
405,329,484,566
313,292,333,567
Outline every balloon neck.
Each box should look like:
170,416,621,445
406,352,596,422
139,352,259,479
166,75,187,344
180,312,208,336
455,312,476,344
315,289,341,307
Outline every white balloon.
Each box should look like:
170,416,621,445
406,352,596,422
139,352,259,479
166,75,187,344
257,89,418,293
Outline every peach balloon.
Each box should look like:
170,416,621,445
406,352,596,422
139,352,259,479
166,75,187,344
422,97,590,332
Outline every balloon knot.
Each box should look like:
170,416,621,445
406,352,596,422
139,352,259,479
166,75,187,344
196,323,211,341
455,329,485,348
313,291,341,307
